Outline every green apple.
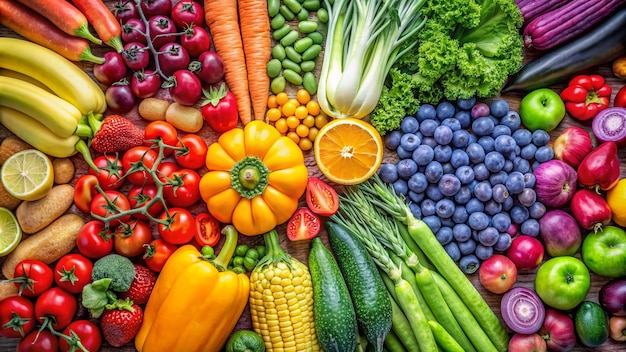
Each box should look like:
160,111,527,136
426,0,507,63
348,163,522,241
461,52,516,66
535,256,590,310
582,225,626,278
519,88,566,131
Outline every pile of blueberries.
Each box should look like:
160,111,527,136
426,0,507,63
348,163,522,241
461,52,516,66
379,97,554,273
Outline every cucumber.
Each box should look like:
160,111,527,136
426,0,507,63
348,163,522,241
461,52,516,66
575,301,609,347
327,221,393,352
309,237,358,352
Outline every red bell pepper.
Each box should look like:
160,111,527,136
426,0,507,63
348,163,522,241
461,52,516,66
577,141,620,192
615,85,626,108
200,83,238,133
559,75,611,121
73,174,99,213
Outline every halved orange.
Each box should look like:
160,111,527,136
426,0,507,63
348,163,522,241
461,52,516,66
313,118,383,185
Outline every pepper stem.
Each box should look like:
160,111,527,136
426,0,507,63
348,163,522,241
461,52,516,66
212,225,239,270
230,156,270,199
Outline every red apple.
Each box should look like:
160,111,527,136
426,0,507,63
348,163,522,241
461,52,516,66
509,333,547,352
538,308,576,351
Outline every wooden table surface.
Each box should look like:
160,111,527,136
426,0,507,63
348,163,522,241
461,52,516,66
1,1,626,351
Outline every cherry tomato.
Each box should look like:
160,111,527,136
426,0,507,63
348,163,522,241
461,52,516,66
195,212,221,247
140,0,171,17
156,160,180,183
169,69,202,106
121,42,150,71
59,320,102,352
17,329,58,352
286,207,321,241
507,235,545,271
144,121,178,154
478,254,518,294
143,239,178,272
74,174,99,214
171,1,205,29
12,259,54,297
163,169,201,207
93,52,128,86
54,254,93,294
181,26,210,57
130,70,161,99
89,154,125,191
305,177,339,216
147,15,177,49
158,207,197,245
120,18,146,44
127,184,165,220
158,42,191,76
35,287,77,331
90,190,131,226
114,220,154,257
175,134,208,170
122,146,159,185
0,296,36,338
76,220,114,259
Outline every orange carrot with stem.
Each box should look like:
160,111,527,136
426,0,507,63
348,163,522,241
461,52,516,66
70,0,124,52
0,0,104,64
238,0,271,122
15,0,102,45
204,0,253,125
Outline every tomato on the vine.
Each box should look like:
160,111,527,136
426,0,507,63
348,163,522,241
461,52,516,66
171,0,205,29
195,212,221,247
17,329,58,352
286,207,321,241
88,154,125,190
59,320,102,352
0,295,36,338
76,220,114,259
156,160,180,183
144,121,178,155
158,207,196,245
114,219,154,257
54,254,93,294
143,239,178,272
127,184,165,220
305,177,339,217
90,190,131,226
35,287,77,331
12,259,54,297
122,146,159,185
175,134,207,170
163,168,201,207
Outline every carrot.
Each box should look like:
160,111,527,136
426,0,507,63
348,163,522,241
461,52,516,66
204,0,253,125
70,0,123,52
238,0,272,122
0,0,104,64
15,0,102,45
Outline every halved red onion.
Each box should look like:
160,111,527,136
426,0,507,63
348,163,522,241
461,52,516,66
592,107,626,147
501,287,546,334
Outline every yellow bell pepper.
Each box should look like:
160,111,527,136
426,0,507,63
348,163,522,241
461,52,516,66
200,121,308,236
134,225,250,352
607,178,626,227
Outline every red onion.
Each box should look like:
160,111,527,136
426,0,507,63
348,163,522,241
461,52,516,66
533,160,577,208
501,287,546,334
539,209,582,257
592,107,626,147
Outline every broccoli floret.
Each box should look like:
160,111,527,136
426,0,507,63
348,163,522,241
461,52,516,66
91,254,135,292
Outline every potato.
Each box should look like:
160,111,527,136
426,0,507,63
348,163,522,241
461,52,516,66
16,184,74,234
0,281,18,301
0,181,21,210
0,136,32,165
2,214,84,278
165,103,204,133
139,98,170,121
52,158,75,184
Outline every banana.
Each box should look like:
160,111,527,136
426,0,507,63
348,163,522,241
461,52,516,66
0,76,82,138
0,37,106,115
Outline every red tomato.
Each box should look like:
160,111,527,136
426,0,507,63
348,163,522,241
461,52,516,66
122,146,159,185
175,134,207,170
286,207,321,241
0,295,36,338
169,69,202,106
163,169,201,207
143,239,178,272
114,220,154,257
12,259,54,297
35,287,77,331
88,154,125,190
156,160,180,183
158,207,197,245
478,254,518,294
171,1,205,29
195,212,221,247
181,26,211,57
76,220,114,259
54,254,93,294
17,329,58,352
507,235,545,271
305,177,339,216
59,320,102,352
90,190,131,226
144,120,178,154
127,184,165,220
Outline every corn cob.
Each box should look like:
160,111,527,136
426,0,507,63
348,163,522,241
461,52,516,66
249,229,320,352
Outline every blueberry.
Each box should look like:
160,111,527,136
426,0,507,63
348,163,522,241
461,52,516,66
453,205,469,224
477,136,495,152
399,133,420,152
459,255,480,274
454,187,472,205
421,199,436,217
529,201,546,219
492,213,511,232
489,99,509,118
455,165,475,184
384,130,402,150
484,151,506,173
492,183,509,203
494,233,512,252
408,172,429,193
492,125,512,138
521,219,540,237
484,200,502,216
397,159,418,179
474,181,493,202
505,171,525,194
450,149,470,169
434,125,454,145
452,129,471,149
439,174,461,197
472,116,496,136
400,116,420,134
423,215,442,233
396,145,413,159
420,119,439,136
408,190,425,204
441,117,461,132
518,188,537,207
520,144,537,160
444,242,462,262
513,157,530,173
425,161,444,183
436,101,456,120
466,143,486,164
512,129,532,146
489,170,509,186
378,163,399,183
502,196,514,212
477,226,499,246
467,133,478,145
392,179,408,196
421,136,438,148
409,202,422,219
523,172,536,188
434,145,453,163
458,239,477,256
468,212,490,231
501,111,522,131
510,205,530,224
441,218,456,228
442,162,455,175
426,183,444,202
475,244,494,261
535,145,555,163
532,130,550,146
473,163,490,181
503,160,514,173
413,145,435,166
456,96,476,110
466,198,485,214
455,110,472,129
494,135,517,155
416,103,436,121
453,223,472,242
435,227,454,245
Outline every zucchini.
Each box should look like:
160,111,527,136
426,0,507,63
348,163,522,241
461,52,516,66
327,221,393,352
309,237,359,352
501,8,626,93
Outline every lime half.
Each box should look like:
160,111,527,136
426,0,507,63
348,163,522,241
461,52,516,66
1,149,54,201
0,207,21,256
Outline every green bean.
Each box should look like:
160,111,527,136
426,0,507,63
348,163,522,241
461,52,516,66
280,30,299,47
298,20,318,33
285,46,302,63
266,59,282,78
267,0,280,17
302,72,317,95
270,14,286,30
294,37,313,53
396,221,435,271
384,330,407,352
270,76,286,94
393,278,437,352
300,60,316,72
428,321,464,352
283,69,303,85
301,44,321,61
282,59,302,74
390,254,434,322
271,44,286,60
279,5,295,20
382,284,419,352
272,24,291,41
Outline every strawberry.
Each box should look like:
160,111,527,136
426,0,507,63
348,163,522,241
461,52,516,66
100,298,143,347
119,264,157,305
90,114,144,153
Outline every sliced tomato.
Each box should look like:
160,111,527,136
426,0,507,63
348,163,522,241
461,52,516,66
195,212,221,247
286,207,321,241
305,177,339,217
